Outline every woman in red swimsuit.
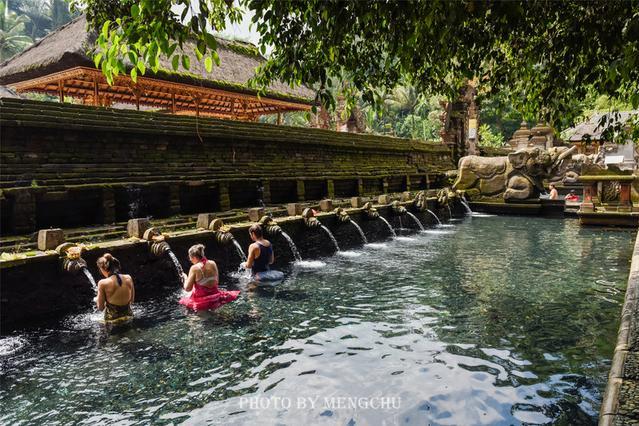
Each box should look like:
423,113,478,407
179,244,240,311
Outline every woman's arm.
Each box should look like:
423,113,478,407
129,277,135,304
183,265,197,291
96,280,106,311
245,243,258,269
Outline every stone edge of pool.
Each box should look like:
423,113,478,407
600,229,639,425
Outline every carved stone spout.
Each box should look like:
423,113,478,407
391,200,407,215
56,243,87,274
302,207,321,228
333,207,351,223
362,202,379,219
143,227,171,256
208,219,235,245
413,191,428,211
259,215,282,236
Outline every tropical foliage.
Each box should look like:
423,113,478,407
0,0,76,61
72,0,639,133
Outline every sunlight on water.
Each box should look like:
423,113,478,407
0,217,633,425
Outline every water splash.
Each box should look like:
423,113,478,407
81,268,98,293
281,232,302,261
167,250,185,283
0,336,28,356
447,205,453,219
231,238,247,261
378,216,396,237
319,225,340,252
405,212,425,231
349,220,368,244
425,209,442,225
294,260,325,269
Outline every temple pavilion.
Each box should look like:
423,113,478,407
0,15,315,121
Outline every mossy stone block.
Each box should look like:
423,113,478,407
37,228,64,250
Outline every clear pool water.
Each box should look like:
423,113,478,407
0,216,633,425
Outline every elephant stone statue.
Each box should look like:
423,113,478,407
453,146,577,201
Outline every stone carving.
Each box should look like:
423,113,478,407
453,146,577,200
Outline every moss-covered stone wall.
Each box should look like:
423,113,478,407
0,98,454,234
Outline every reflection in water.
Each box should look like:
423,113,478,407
0,217,633,425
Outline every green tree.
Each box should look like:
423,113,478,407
0,2,32,61
478,124,505,148
49,1,639,133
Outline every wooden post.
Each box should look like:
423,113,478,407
171,93,176,114
277,112,282,125
58,80,64,103
93,79,99,106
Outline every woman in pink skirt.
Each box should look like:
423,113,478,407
179,244,240,311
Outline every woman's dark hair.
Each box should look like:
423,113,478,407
249,224,263,238
97,253,120,275
188,244,206,260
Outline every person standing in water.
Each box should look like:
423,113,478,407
96,253,134,325
244,224,277,281
548,183,559,200
179,244,240,311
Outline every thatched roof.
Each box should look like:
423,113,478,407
567,111,638,142
0,15,314,105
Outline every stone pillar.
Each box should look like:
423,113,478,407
101,187,116,224
357,178,364,196
327,179,335,199
13,189,36,234
248,207,265,222
296,180,305,202
382,177,389,194
580,183,597,212
218,182,231,211
168,184,181,215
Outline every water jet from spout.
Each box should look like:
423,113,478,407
281,231,302,261
425,209,442,225
378,216,397,237
319,225,340,252
405,212,425,231
349,220,368,244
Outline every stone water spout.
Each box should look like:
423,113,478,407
362,202,380,219
208,218,235,246
258,215,282,236
302,208,321,228
413,191,428,211
56,243,87,274
437,187,457,207
333,207,351,223
390,200,407,215
142,227,171,257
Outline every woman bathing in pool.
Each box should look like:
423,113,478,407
96,253,134,325
179,244,240,311
243,224,275,280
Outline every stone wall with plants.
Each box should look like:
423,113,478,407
0,98,454,235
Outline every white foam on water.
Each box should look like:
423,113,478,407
438,224,455,228
471,213,496,217
338,251,362,258
364,243,388,249
0,336,28,356
422,230,453,235
395,237,416,242
294,260,326,269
